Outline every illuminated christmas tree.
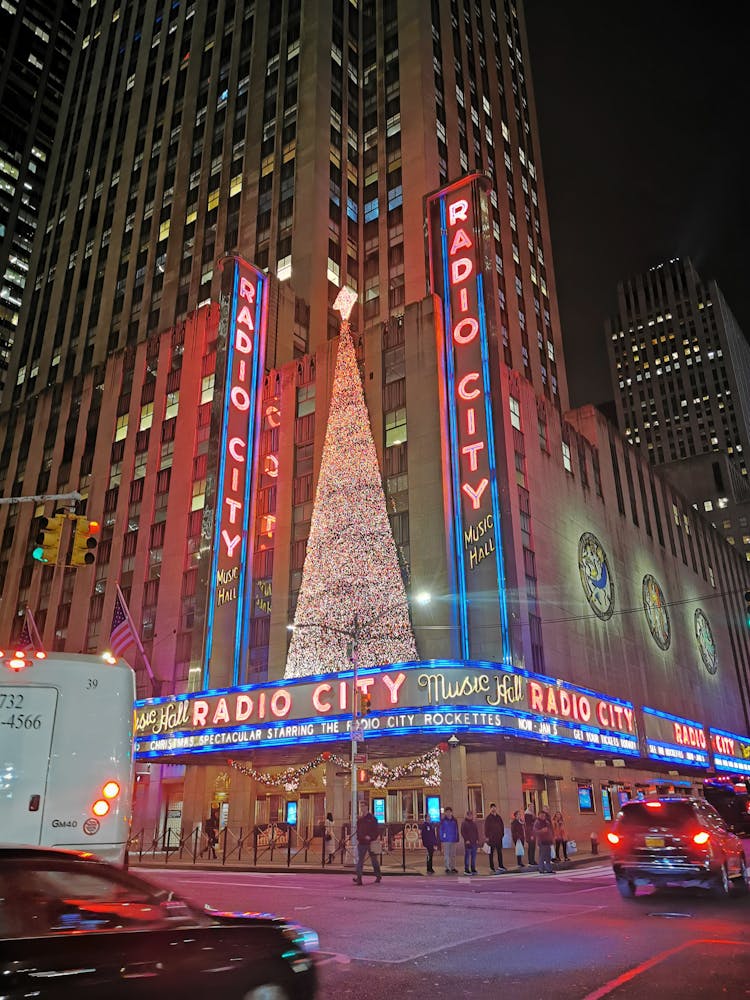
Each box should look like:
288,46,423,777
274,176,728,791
285,289,417,678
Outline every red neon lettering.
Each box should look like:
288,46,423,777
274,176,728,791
545,688,558,714
266,404,280,428
462,478,489,509
312,683,332,713
229,437,246,462
382,672,406,704
239,276,256,303
459,288,469,312
193,701,209,726
212,698,230,724
271,689,292,718
221,530,241,557
448,199,469,225
258,692,266,718
231,468,239,491
457,372,481,400
236,694,253,721
339,680,348,711
235,327,253,353
449,228,473,254
231,385,250,410
714,735,734,756
225,497,242,523
238,359,247,383
453,317,479,344
623,707,634,732
462,441,485,472
356,677,375,695
578,696,591,722
451,258,473,284
529,681,543,712
466,408,476,435
596,702,609,728
236,305,255,332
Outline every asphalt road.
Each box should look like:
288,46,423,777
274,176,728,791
144,858,750,1000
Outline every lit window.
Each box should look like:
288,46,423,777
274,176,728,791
385,408,407,447
115,415,128,442
562,442,572,473
191,479,206,511
140,403,153,430
165,391,179,420
509,395,521,430
201,374,215,404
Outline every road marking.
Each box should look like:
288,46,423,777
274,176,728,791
581,939,749,1000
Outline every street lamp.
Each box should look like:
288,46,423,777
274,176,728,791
288,591,431,859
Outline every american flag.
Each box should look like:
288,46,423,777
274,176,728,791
18,615,33,650
17,609,43,652
109,590,135,657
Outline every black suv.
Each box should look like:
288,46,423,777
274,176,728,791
703,781,750,836
607,796,749,899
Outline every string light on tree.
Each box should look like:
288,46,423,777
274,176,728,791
285,287,417,678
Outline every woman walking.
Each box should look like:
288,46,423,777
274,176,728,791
552,810,568,862
533,810,555,873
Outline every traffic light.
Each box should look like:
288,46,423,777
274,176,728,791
71,517,99,566
360,692,372,715
32,514,65,564
745,590,750,628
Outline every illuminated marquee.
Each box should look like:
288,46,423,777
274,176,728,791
203,257,269,687
709,726,750,774
426,175,509,661
133,660,639,759
642,707,710,768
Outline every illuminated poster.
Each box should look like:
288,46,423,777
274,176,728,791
426,174,509,662
642,707,709,767
709,727,750,774
203,256,269,688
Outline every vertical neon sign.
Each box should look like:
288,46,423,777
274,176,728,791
203,256,269,688
426,175,510,663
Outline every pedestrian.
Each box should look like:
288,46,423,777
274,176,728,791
483,803,506,873
324,811,336,865
552,810,568,862
461,809,480,874
353,809,382,885
524,807,537,866
202,811,218,859
420,815,438,874
533,809,555,873
439,806,460,873
511,809,526,867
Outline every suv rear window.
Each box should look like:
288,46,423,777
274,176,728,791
618,801,695,828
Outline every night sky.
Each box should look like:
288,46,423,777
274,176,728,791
524,2,748,408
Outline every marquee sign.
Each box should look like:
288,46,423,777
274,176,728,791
426,175,510,662
642,707,710,767
709,726,750,774
203,256,269,688
133,660,639,759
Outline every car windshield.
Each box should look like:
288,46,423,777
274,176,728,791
618,801,695,828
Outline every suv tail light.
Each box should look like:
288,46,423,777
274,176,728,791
692,831,710,845
607,832,620,845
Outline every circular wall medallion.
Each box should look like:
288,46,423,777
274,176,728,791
694,608,717,675
577,532,614,620
642,574,671,650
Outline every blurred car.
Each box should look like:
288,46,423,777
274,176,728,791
0,845,318,998
606,796,749,899
703,780,750,836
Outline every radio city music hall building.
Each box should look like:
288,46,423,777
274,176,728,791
1,1,749,846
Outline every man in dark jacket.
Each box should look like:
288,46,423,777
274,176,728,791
353,810,382,885
461,810,480,875
524,808,537,866
483,803,506,873
420,816,438,873
511,809,526,867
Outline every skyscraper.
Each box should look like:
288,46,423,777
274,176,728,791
606,257,750,560
2,0,566,414
0,0,80,393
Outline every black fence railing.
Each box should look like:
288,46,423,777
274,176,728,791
128,821,422,872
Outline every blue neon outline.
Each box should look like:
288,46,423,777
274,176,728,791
203,260,241,688
235,270,266,684
476,270,510,662
439,198,470,657
642,706,705,728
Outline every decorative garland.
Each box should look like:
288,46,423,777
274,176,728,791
228,744,448,793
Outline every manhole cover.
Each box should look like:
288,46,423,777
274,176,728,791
648,912,693,919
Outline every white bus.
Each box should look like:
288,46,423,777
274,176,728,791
0,649,135,866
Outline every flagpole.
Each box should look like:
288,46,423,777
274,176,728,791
115,583,158,692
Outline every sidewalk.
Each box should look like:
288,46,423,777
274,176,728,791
131,849,609,876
